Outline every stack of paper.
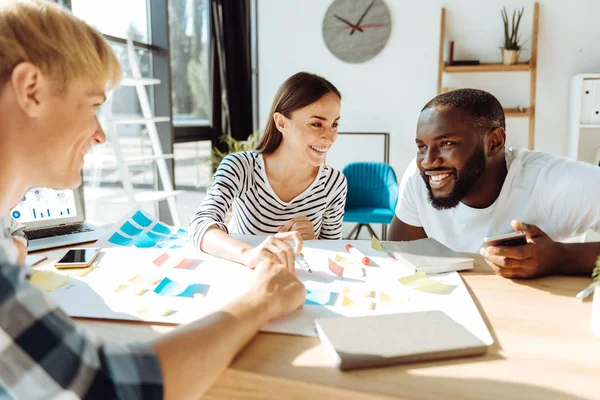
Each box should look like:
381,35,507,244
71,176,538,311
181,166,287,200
382,238,474,274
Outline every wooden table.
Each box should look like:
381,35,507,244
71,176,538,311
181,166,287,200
48,248,598,399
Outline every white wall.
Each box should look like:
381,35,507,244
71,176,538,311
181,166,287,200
257,0,600,176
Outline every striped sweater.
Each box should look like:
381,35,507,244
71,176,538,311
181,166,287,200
190,151,347,247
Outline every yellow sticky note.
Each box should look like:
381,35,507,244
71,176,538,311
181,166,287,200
398,272,429,287
398,272,455,294
379,292,409,305
415,280,456,295
334,254,360,265
30,271,69,292
114,285,129,294
160,309,177,317
371,236,385,252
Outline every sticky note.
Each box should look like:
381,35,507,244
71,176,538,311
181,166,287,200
173,259,203,270
154,277,210,298
131,210,153,227
153,253,170,266
399,272,429,287
305,289,336,306
399,272,456,294
146,231,165,241
108,232,134,246
133,232,158,248
30,271,69,292
151,223,171,235
120,221,143,237
372,236,385,252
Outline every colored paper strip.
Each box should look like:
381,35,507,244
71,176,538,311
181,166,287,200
108,232,134,246
133,232,158,248
153,253,170,266
131,210,153,227
173,259,203,270
120,221,143,237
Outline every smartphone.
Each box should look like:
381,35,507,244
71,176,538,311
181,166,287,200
55,248,100,268
483,232,527,247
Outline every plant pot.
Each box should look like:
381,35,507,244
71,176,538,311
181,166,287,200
502,49,521,65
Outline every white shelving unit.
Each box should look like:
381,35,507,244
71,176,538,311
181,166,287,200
98,38,181,225
568,74,600,166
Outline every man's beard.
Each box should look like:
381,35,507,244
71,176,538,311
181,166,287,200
421,147,487,210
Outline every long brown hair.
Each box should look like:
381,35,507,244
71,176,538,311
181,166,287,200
256,72,341,154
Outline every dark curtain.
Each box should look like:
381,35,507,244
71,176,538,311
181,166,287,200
211,0,253,142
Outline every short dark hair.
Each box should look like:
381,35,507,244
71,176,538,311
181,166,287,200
256,72,341,154
421,88,505,132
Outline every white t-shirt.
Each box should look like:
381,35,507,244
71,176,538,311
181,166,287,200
395,148,600,252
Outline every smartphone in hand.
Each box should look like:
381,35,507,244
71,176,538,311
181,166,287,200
55,247,100,269
483,232,527,247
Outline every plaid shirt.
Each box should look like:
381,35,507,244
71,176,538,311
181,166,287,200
0,262,164,399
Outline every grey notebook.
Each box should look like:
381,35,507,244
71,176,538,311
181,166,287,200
382,238,474,274
315,311,488,370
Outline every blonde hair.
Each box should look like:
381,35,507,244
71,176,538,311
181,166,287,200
0,0,121,91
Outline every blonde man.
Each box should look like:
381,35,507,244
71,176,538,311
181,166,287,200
0,1,305,399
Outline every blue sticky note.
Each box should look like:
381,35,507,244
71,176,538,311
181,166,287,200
131,210,153,228
178,283,210,298
154,278,209,298
146,231,165,241
177,228,189,237
305,289,335,306
108,232,134,246
154,277,185,296
120,221,143,237
151,223,172,235
133,232,158,248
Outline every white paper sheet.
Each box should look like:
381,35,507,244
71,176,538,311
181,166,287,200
43,239,493,345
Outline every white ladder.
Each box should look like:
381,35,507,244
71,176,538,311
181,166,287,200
100,38,181,226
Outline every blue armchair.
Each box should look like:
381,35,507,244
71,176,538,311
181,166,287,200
342,162,399,240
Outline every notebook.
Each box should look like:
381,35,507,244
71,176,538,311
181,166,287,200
382,238,474,274
315,311,489,370
10,188,104,252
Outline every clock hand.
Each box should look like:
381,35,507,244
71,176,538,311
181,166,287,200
350,0,376,35
333,14,363,32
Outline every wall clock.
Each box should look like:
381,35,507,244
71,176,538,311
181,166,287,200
322,0,392,63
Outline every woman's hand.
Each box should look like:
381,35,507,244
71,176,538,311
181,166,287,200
278,216,316,240
240,232,303,273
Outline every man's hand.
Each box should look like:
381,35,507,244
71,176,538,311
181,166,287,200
480,220,565,279
240,232,303,273
11,229,28,265
278,216,316,240
248,260,306,322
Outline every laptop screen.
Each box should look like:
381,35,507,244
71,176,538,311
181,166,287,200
10,188,77,224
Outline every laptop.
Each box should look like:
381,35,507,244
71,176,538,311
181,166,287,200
10,188,105,252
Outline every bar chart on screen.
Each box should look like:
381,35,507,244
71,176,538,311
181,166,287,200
10,188,76,223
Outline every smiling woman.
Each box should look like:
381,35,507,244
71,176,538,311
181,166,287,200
189,72,348,272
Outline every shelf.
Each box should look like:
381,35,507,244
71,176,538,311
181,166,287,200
579,124,600,129
124,154,176,165
121,77,161,86
443,62,531,73
113,116,170,125
108,190,183,204
504,107,530,118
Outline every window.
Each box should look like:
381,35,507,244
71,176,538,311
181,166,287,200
71,0,149,43
168,0,211,127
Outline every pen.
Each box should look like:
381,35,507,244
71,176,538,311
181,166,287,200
345,244,370,265
295,253,312,273
576,283,597,300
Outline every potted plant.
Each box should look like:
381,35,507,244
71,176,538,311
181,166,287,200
211,130,261,173
500,6,525,65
